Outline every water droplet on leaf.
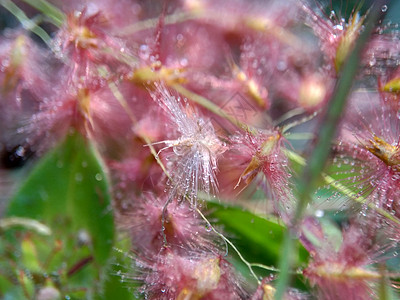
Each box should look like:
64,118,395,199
75,173,83,182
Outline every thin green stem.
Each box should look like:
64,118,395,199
284,149,400,225
101,46,139,68
171,83,255,133
119,9,303,48
323,174,400,225
249,263,282,273
274,107,306,127
119,11,195,35
195,207,261,285
285,133,315,140
107,79,171,180
172,84,315,139
0,0,52,47
19,0,65,27
275,3,385,299
281,111,319,134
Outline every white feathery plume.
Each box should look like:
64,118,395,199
150,84,226,203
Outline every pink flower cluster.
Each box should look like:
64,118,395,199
1,0,400,299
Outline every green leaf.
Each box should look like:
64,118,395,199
7,131,114,266
208,202,308,266
0,274,14,299
97,255,137,298
207,201,308,290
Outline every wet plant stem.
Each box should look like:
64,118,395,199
19,0,65,27
275,2,386,299
171,83,255,133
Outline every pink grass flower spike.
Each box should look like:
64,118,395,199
334,91,400,217
302,217,386,300
231,129,295,223
136,248,248,300
122,194,217,254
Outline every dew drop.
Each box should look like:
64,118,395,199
369,58,376,67
315,209,324,218
75,173,83,182
381,5,388,12
333,24,343,31
139,44,150,60
276,61,287,71
95,173,103,181
180,58,188,67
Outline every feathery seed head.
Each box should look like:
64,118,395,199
151,84,226,202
